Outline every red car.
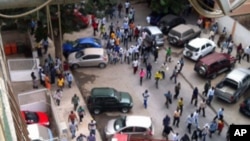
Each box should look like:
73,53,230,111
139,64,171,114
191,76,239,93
73,9,89,28
21,111,50,126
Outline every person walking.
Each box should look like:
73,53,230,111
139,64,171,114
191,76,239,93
166,47,172,62
217,119,224,135
201,124,209,141
163,114,171,128
44,74,51,90
198,99,206,117
146,63,152,79
242,45,250,62
66,72,73,88
31,72,38,89
206,86,215,106
209,119,218,138
193,109,199,128
77,106,85,123
191,87,199,106
117,3,123,18
154,71,162,89
124,0,130,15
164,91,172,108
72,94,80,111
88,120,97,135
76,133,87,141
174,82,181,99
172,107,181,127
153,47,159,63
57,75,64,91
132,59,139,74
53,89,62,106
213,107,224,120
186,113,194,134
139,68,146,86
160,62,168,79
202,80,211,96
69,121,78,139
177,97,184,116
68,111,78,124
87,133,96,141
179,57,184,73
163,125,174,140
170,66,178,84
142,90,150,108
173,132,180,141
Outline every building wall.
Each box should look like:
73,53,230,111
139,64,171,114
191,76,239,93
216,16,250,47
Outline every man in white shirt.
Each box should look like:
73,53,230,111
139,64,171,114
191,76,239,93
124,0,130,15
243,45,250,62
132,59,139,74
207,86,215,105
142,90,150,108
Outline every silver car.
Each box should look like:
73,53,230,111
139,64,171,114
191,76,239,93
104,115,154,139
68,48,108,69
143,26,165,46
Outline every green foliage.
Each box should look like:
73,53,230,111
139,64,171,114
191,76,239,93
150,0,185,15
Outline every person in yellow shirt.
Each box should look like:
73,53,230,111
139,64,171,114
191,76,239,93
110,32,116,39
57,75,64,91
154,71,162,89
177,97,184,116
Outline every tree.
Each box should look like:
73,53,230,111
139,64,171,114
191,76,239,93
150,0,186,15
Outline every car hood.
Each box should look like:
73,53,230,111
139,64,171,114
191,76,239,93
120,92,133,104
63,42,74,53
105,119,116,136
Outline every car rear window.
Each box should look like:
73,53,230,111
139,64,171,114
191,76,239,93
169,30,181,37
186,45,199,52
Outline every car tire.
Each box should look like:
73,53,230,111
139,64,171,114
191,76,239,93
72,64,80,69
121,107,129,113
198,66,206,76
99,63,106,68
93,109,101,115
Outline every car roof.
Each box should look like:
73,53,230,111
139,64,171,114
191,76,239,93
226,68,250,83
77,37,101,45
160,14,178,22
199,52,229,65
84,48,104,55
126,115,152,128
188,38,211,48
91,87,115,97
171,24,190,32
144,26,162,35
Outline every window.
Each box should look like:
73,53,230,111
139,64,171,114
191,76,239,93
201,45,206,50
206,43,211,47
121,127,134,133
82,55,100,60
135,127,147,132
75,51,84,58
104,98,118,105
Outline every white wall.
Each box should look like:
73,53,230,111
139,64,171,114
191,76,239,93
216,16,250,47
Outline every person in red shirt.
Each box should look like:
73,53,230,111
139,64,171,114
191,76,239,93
92,18,98,36
217,119,224,135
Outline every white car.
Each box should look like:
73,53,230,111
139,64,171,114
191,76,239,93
104,115,154,139
183,38,216,61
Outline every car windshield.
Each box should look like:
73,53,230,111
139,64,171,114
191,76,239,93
169,30,181,37
25,112,39,122
72,40,79,48
93,38,101,45
155,34,164,39
186,45,199,52
113,89,121,101
114,116,126,131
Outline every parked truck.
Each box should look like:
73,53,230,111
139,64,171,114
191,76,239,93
215,68,250,103
167,24,201,47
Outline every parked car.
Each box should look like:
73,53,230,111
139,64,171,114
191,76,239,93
27,124,53,140
168,24,201,47
87,87,133,115
158,14,186,35
147,11,166,25
143,26,165,47
194,52,236,78
104,115,154,139
215,68,250,103
73,9,89,29
63,37,102,57
239,97,250,117
68,48,108,69
183,38,216,61
21,111,50,126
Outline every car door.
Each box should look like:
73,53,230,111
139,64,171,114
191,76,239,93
103,97,119,111
80,55,100,67
134,127,148,135
200,44,206,57
205,43,213,54
218,59,229,73
120,127,134,135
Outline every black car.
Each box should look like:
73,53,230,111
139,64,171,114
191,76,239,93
158,14,186,35
148,11,166,25
239,97,250,117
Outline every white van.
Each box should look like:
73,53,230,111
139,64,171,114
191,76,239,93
27,124,54,141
